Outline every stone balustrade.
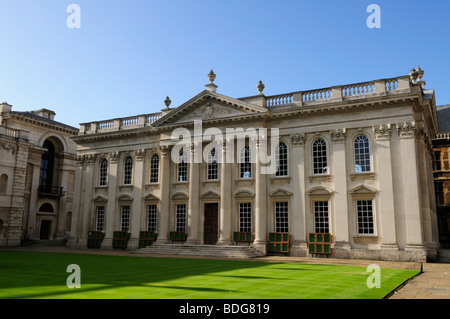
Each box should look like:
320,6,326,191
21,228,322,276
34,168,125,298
80,112,162,135
78,75,414,134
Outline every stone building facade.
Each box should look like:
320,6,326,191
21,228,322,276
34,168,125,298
69,69,440,262
0,104,78,246
432,104,450,249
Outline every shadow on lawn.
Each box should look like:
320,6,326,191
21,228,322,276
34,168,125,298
0,250,274,299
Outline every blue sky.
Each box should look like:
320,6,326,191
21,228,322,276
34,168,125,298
0,0,449,128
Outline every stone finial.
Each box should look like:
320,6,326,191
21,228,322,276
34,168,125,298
409,66,425,83
257,81,265,95
164,96,171,109
208,69,216,83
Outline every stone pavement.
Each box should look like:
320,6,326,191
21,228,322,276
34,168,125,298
1,245,449,299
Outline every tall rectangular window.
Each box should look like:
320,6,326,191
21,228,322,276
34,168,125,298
239,202,252,233
123,156,133,185
356,200,374,235
433,151,442,171
150,154,159,183
176,204,186,232
314,201,329,233
240,146,252,178
313,139,328,174
96,206,105,231
178,150,187,182
99,159,108,186
275,201,289,233
354,135,371,172
147,204,157,231
207,148,218,180
275,143,288,177
435,182,444,206
121,205,130,231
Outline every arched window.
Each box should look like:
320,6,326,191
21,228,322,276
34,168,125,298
354,135,371,172
275,142,288,177
150,154,160,183
99,158,108,186
123,156,133,185
40,140,55,188
240,146,252,178
313,138,328,174
207,148,218,180
0,174,7,194
178,150,187,182
39,203,54,213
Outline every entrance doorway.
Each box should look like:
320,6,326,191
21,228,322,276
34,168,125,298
40,220,51,240
204,203,218,245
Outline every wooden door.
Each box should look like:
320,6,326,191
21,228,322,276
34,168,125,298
40,220,51,240
204,203,218,245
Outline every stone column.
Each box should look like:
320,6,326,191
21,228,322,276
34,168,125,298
397,122,423,250
253,139,267,254
330,129,351,253
373,124,397,249
157,145,171,243
102,151,119,249
218,140,232,245
67,155,84,248
27,161,43,240
79,154,95,247
129,149,145,250
290,133,307,256
187,143,200,244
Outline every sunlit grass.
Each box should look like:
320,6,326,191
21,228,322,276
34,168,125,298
0,251,418,299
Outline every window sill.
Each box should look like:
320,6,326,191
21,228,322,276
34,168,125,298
353,235,378,243
119,185,134,191
349,172,375,181
270,176,291,184
308,174,331,183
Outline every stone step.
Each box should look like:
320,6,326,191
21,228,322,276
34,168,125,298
133,243,264,258
437,249,450,263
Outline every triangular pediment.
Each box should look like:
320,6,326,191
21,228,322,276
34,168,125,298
200,190,220,199
92,195,108,203
153,91,267,127
349,185,378,195
117,194,133,202
143,193,159,201
270,188,293,197
308,186,333,196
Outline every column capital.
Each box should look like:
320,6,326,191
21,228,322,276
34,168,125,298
85,154,96,165
109,151,119,163
134,148,145,161
396,121,416,138
373,124,392,140
290,133,305,146
330,128,347,143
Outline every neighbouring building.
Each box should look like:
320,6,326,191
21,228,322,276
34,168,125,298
0,104,78,246
68,68,440,262
432,104,450,249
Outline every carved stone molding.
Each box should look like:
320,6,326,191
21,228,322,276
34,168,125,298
135,149,145,161
85,154,95,165
109,151,119,163
330,128,346,143
75,154,85,166
396,122,416,138
1,140,16,155
373,124,392,140
290,133,305,146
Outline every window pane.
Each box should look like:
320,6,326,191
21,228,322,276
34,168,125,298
147,205,157,231
275,202,289,233
240,146,252,178
99,159,108,186
239,202,252,233
176,204,186,232
121,205,130,231
275,143,288,177
314,201,329,233
354,135,371,172
124,156,133,185
178,151,187,182
208,148,218,180
96,206,105,231
357,200,374,235
313,139,328,174
150,154,159,183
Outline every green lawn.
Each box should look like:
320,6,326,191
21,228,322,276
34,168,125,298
0,251,418,299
